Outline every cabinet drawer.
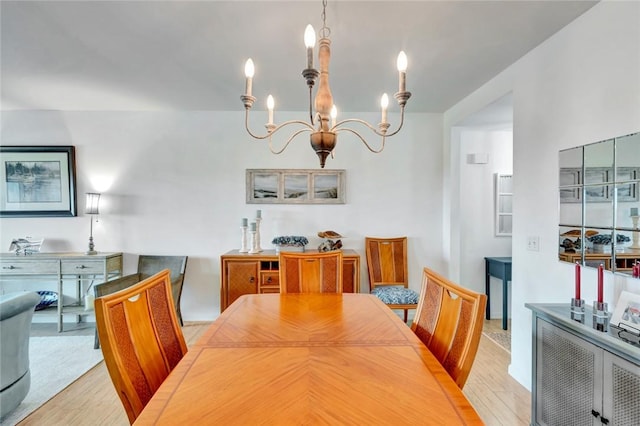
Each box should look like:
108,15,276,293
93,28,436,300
0,259,59,275
260,271,280,293
61,260,104,275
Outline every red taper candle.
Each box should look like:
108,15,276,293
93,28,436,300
597,263,604,303
575,262,581,300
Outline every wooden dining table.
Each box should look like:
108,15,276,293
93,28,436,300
134,293,483,425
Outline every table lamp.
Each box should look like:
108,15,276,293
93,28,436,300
85,192,100,255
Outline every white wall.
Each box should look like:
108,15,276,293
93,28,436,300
0,110,444,320
459,128,513,317
445,0,640,389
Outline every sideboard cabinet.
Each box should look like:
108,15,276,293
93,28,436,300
1,252,122,331
526,303,640,426
220,249,360,311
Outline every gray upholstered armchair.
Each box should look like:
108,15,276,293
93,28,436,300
0,291,39,419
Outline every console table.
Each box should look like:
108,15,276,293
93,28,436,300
220,249,360,312
0,252,122,331
485,256,512,330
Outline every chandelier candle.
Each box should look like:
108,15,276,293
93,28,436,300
397,51,407,92
267,96,274,126
380,94,389,125
305,24,315,69
244,59,254,97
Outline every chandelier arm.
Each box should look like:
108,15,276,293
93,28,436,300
381,106,407,138
338,128,386,154
332,106,407,138
268,128,312,155
244,110,315,140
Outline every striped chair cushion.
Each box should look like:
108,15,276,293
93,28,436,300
372,286,419,305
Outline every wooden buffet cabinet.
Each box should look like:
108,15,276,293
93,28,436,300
220,249,360,311
559,250,640,273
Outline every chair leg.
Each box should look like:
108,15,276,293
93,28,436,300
403,309,408,323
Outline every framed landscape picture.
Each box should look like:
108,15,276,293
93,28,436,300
246,169,345,204
0,146,77,217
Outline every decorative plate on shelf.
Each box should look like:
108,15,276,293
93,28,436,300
317,230,342,239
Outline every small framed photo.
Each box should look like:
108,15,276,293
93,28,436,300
246,169,345,204
0,146,77,217
611,291,640,334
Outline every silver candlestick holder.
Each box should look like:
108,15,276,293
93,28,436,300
239,225,249,253
592,301,609,332
570,298,585,323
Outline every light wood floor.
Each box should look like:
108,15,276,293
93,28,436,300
18,319,530,425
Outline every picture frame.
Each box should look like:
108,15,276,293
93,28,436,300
584,167,610,203
561,166,639,203
246,169,345,204
0,146,77,217
614,167,639,202
559,168,581,203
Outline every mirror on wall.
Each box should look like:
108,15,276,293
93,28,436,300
558,132,640,278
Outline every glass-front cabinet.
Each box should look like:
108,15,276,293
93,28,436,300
558,132,640,277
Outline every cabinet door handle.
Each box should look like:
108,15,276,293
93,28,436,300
591,410,600,418
249,277,255,283
601,417,609,425
2,265,16,269
267,277,272,283
76,265,88,269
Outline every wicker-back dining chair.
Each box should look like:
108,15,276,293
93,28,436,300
279,250,343,293
95,269,188,423
411,267,487,388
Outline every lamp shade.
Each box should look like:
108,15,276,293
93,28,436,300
85,193,101,215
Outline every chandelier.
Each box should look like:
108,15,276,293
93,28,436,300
240,0,411,168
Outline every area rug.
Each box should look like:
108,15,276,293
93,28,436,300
483,329,511,353
1,336,103,426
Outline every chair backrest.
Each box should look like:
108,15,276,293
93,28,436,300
94,273,143,299
411,267,487,389
93,273,143,349
137,255,188,324
365,236,408,290
95,269,188,423
279,251,343,293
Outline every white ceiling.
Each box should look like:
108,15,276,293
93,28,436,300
1,1,598,113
